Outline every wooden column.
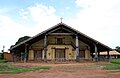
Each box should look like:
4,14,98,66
44,35,47,62
24,44,28,63
12,51,14,62
91,52,94,58
107,51,110,61
94,44,98,62
107,51,109,58
98,51,100,61
76,35,79,62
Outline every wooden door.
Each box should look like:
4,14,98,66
55,49,65,58
79,50,85,58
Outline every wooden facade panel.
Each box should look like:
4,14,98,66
31,39,44,48
85,50,91,59
28,50,34,60
47,45,52,59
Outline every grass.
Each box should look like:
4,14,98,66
0,64,51,74
103,59,120,70
0,60,9,63
0,59,119,74
103,64,120,70
110,59,120,64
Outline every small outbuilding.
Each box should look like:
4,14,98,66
100,50,120,59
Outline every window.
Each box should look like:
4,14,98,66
57,38,63,44
34,50,42,60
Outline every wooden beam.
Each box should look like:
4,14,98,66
48,33,74,36
48,27,61,34
62,27,75,33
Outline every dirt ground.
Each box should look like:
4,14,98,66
0,62,120,78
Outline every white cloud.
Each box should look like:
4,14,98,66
68,0,120,48
0,8,10,14
19,4,60,27
75,0,94,8
0,15,27,52
19,3,63,36
0,4,60,52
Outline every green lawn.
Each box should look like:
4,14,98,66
0,64,51,74
111,59,120,64
103,59,120,70
0,59,120,74
103,64,120,70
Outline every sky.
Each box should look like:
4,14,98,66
0,0,120,52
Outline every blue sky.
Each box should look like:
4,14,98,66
0,0,79,19
0,0,120,52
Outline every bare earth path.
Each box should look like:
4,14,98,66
0,62,120,78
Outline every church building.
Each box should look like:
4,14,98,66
9,23,112,62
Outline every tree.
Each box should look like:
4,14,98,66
0,53,4,59
10,36,31,49
115,46,120,52
15,36,31,45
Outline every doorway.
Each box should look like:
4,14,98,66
55,49,65,58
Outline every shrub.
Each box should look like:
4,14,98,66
0,53,4,59
0,60,9,63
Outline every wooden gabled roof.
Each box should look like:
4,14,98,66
10,23,112,52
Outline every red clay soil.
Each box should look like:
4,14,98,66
0,62,120,78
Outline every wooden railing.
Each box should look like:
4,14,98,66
47,40,88,49
47,41,72,45
47,40,76,49
49,58,93,62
